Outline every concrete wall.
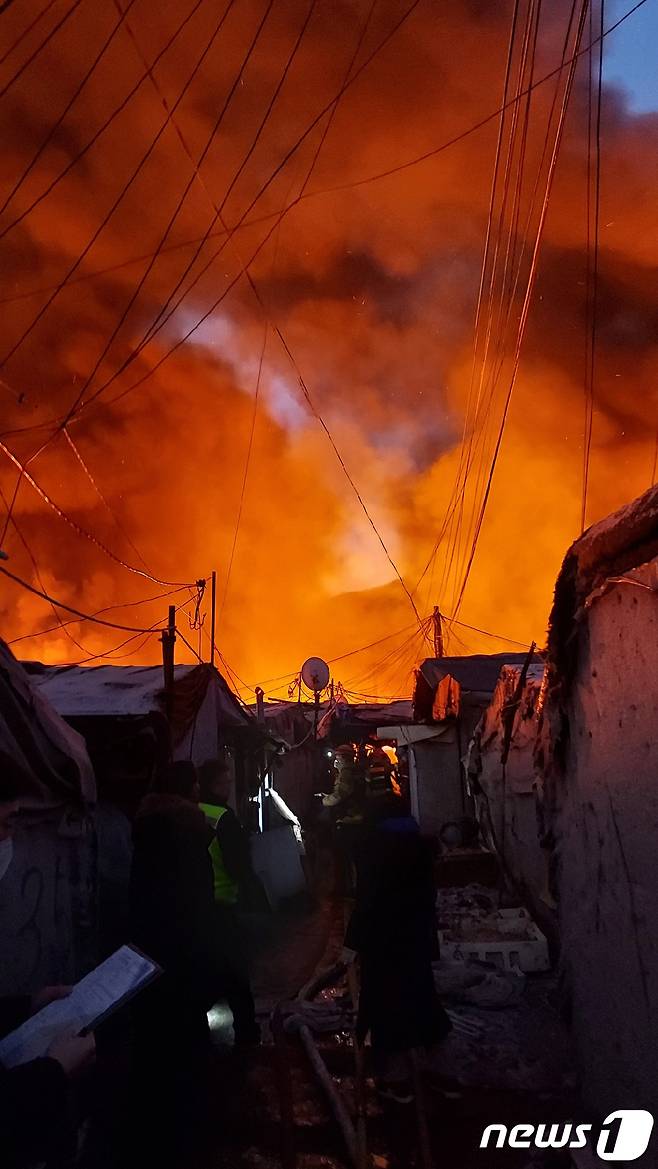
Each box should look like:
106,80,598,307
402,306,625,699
0,813,96,995
555,570,658,1121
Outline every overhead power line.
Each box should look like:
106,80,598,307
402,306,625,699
414,0,584,619
0,562,169,633
0,0,238,537
42,594,194,666
220,324,267,620
68,0,632,431
0,483,91,656
62,428,154,574
53,0,270,428
311,0,648,200
52,0,423,424
138,0,316,350
8,583,194,645
0,0,84,102
581,0,604,534
0,435,201,586
0,0,139,221
0,0,644,316
0,0,207,243
0,0,643,434
58,628,158,667
0,0,58,68
450,0,590,621
0,0,234,372
56,0,426,639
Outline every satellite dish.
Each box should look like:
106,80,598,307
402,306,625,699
301,656,330,694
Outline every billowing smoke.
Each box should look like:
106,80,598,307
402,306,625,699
0,0,656,697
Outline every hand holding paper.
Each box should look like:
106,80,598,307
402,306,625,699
48,1031,96,1076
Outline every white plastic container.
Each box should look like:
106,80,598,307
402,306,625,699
438,907,550,973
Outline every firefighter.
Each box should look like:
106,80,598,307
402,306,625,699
319,744,365,892
322,743,364,820
365,743,396,803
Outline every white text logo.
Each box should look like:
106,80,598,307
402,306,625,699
480,1111,654,1161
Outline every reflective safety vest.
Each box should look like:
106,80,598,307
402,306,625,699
199,802,239,905
365,756,394,800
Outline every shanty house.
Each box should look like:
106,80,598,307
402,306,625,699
406,653,537,842
0,640,96,994
25,661,258,946
539,483,658,1123
26,661,255,815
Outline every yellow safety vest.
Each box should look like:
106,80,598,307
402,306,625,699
199,802,239,905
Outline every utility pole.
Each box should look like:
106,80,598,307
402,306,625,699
432,606,444,659
161,604,176,720
255,686,265,726
210,570,217,667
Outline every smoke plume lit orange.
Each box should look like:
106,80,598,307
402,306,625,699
0,0,656,701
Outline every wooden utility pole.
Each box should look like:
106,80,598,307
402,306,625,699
210,570,217,667
432,606,444,658
255,686,265,726
161,604,176,719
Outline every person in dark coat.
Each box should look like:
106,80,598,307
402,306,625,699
128,762,219,1163
0,796,95,1168
345,797,451,1102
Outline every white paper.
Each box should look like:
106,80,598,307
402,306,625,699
0,945,157,1069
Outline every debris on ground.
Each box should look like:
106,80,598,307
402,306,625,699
434,957,526,1007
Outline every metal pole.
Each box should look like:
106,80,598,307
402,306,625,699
313,690,320,740
210,570,216,667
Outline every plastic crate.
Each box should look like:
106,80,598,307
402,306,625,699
438,907,550,973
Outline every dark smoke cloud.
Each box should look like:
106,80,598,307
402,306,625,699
0,0,656,688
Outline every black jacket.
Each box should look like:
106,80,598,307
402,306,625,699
130,794,217,981
0,997,73,1168
346,815,450,1052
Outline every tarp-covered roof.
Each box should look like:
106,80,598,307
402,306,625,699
413,652,539,722
27,662,251,731
332,699,413,725
255,698,414,742
418,653,535,696
0,640,95,809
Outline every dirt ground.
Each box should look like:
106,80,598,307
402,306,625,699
202,893,578,1169
82,891,580,1169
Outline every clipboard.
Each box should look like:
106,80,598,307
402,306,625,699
0,944,161,1069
